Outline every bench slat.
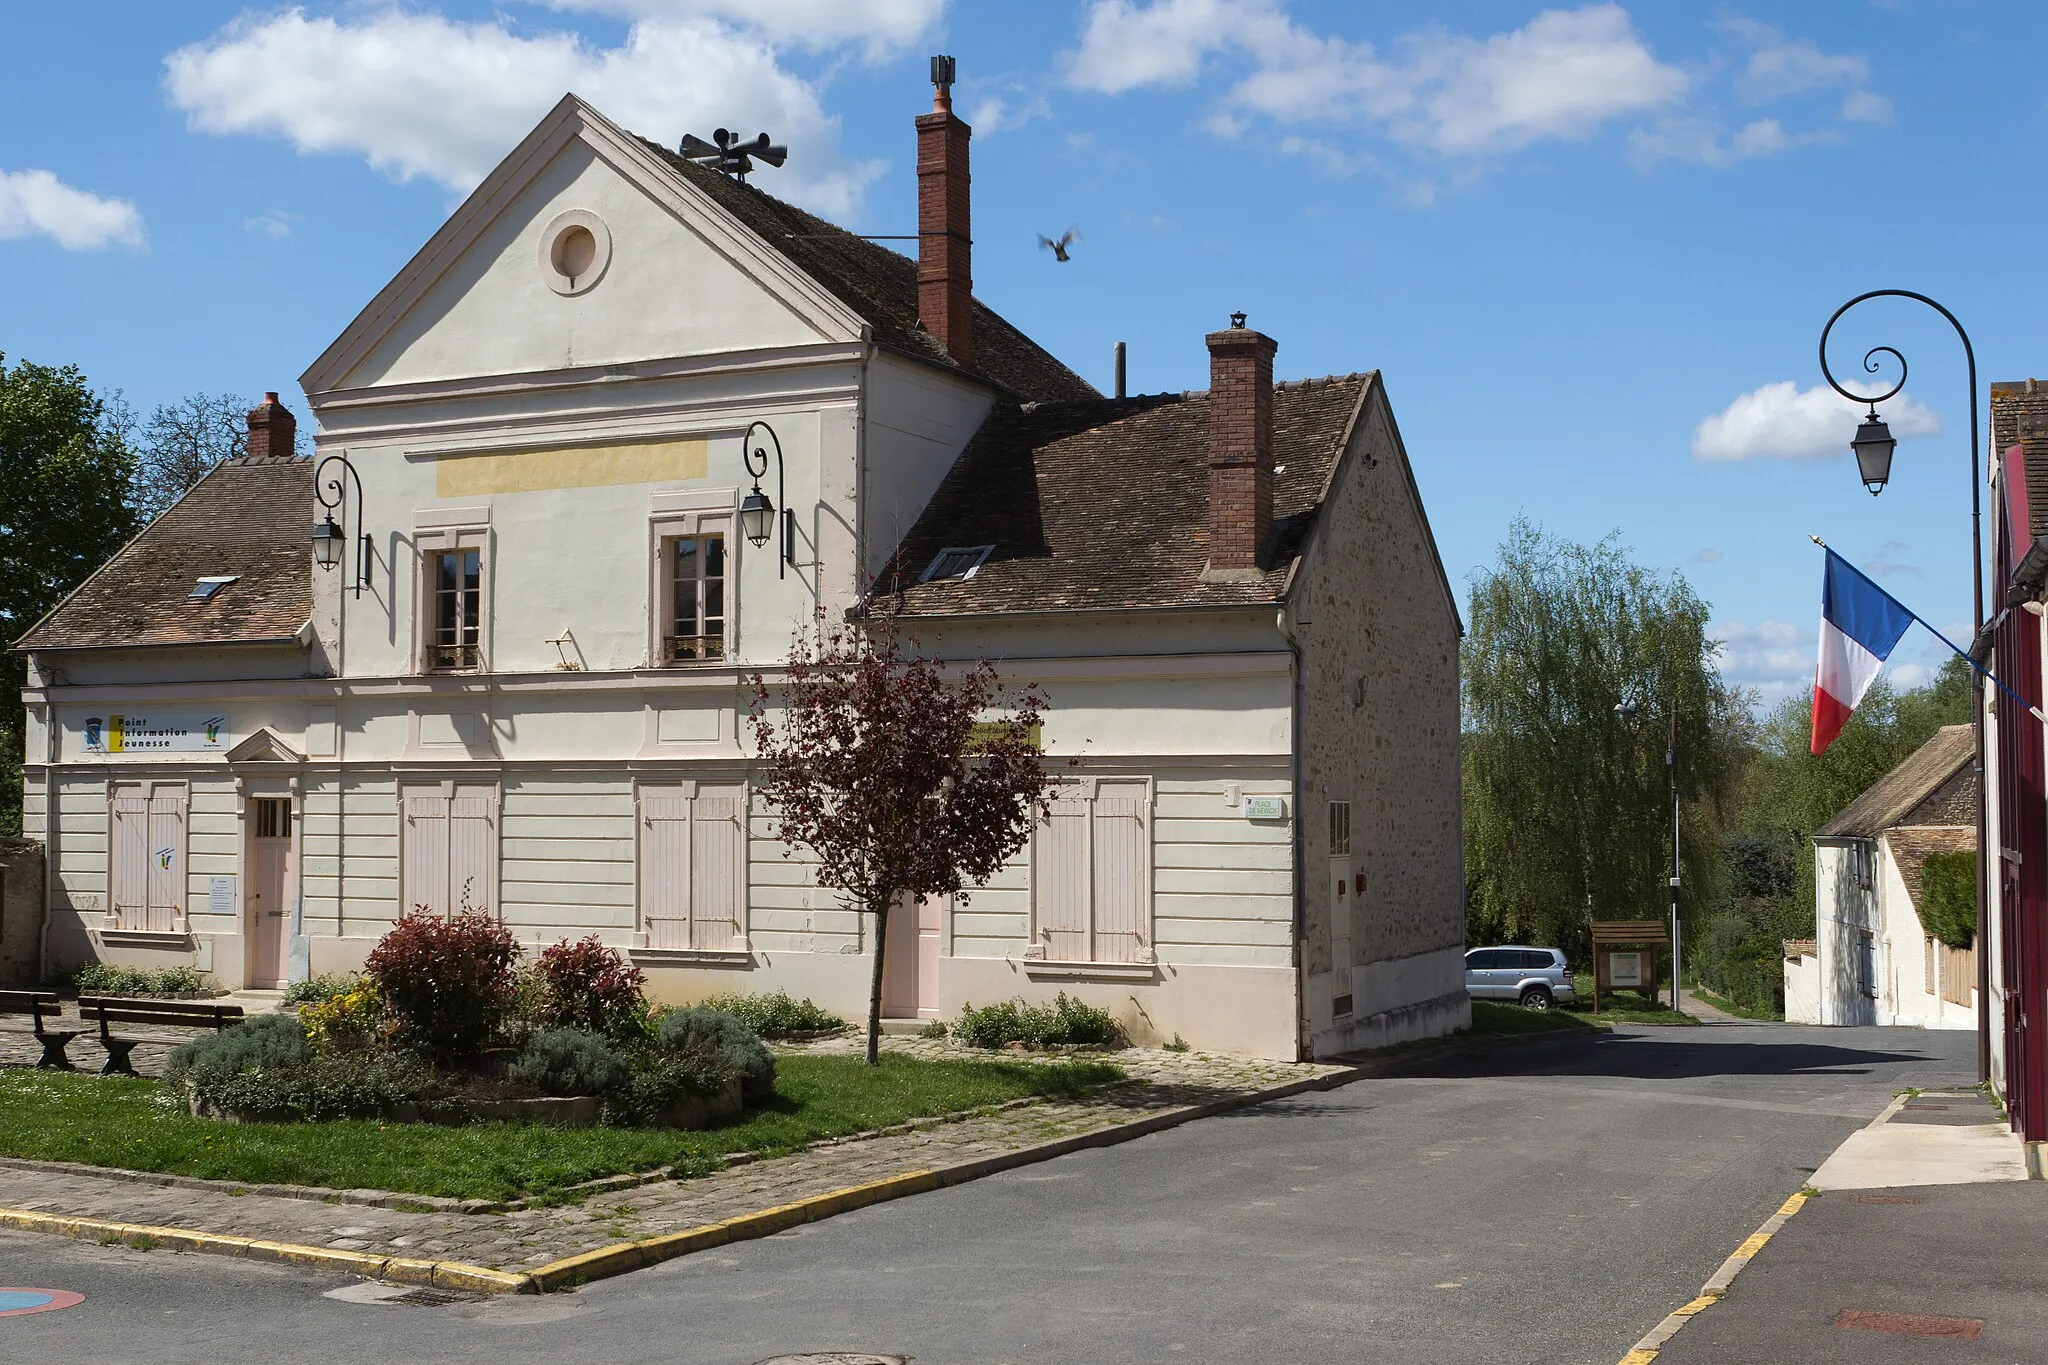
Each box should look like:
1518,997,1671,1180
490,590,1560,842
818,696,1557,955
77,998,243,1027
0,990,61,1017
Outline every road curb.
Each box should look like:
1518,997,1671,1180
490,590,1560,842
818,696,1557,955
522,1062,1372,1291
0,1206,533,1294
1614,1191,1810,1363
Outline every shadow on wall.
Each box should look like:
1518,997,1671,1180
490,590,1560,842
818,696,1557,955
0,838,47,987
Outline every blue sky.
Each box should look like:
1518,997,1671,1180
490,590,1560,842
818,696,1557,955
5,1,2041,705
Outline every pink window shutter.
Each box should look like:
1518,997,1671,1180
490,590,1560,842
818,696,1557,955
1036,793,1091,962
690,795,745,949
448,796,495,915
1091,791,1146,963
144,793,186,932
403,794,451,916
641,796,691,950
110,795,150,930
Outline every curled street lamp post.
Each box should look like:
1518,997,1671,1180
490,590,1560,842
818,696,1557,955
740,420,795,579
1818,290,1987,1082
313,450,371,597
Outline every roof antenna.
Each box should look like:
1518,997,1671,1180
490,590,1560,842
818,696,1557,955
679,128,787,183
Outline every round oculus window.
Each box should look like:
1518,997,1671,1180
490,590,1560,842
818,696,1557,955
539,210,611,295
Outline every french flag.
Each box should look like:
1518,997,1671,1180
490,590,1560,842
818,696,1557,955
1812,549,1914,755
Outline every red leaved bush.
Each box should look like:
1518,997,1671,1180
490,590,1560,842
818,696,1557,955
364,906,521,1063
534,936,647,1038
750,614,1059,1062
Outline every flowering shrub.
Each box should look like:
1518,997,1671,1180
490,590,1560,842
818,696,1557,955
532,936,647,1039
953,993,1123,1049
700,990,844,1038
301,980,389,1053
363,907,521,1063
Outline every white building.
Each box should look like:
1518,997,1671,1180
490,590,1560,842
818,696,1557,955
12,65,1466,1060
1788,724,1978,1028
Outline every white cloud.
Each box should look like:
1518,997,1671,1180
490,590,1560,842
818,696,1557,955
1067,2,1686,158
165,8,880,216
1732,32,1868,104
1630,114,1829,167
1842,89,1893,123
1712,618,1813,705
0,168,145,250
966,81,1053,136
536,0,944,55
1691,547,1723,564
1692,380,1941,462
243,208,300,239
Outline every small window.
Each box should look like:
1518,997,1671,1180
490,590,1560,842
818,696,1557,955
1466,949,1500,970
1519,950,1554,970
920,544,993,583
253,798,292,840
1329,801,1351,856
666,533,727,663
189,575,238,601
430,548,482,671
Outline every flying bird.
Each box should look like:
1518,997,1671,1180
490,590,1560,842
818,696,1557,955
1037,227,1078,262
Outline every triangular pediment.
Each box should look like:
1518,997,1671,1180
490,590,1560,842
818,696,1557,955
302,95,866,397
225,728,304,764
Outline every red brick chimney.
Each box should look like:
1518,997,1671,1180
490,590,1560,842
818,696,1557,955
916,54,972,372
1204,315,1277,576
245,392,297,461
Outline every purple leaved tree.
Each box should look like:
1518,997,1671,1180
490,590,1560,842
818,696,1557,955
750,616,1058,1064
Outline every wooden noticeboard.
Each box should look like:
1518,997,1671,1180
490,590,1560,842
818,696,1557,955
1590,920,1670,1012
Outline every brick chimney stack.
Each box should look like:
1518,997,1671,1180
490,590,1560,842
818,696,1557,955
1204,315,1277,577
244,392,297,462
916,54,972,372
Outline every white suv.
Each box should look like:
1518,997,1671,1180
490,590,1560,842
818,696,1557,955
1464,946,1576,1010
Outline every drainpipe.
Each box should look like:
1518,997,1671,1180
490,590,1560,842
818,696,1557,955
1278,606,1308,1059
36,692,56,985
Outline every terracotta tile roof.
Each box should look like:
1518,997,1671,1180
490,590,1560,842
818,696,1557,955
638,140,1098,404
1817,724,1977,838
868,374,1371,617
1887,825,1976,912
14,458,314,651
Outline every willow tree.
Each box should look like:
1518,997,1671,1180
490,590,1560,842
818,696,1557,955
1462,517,1740,958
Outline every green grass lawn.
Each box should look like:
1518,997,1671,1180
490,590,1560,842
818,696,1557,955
0,1053,1122,1204
1560,996,1702,1026
1464,1000,1600,1036
1690,984,1785,1022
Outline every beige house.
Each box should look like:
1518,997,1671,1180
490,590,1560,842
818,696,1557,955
1789,724,1978,1028
12,62,1465,1059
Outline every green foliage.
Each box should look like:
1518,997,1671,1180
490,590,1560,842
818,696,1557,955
164,1014,313,1088
917,1019,950,1039
300,981,388,1053
700,991,846,1038
364,907,521,1062
509,1028,629,1097
530,937,648,1040
284,973,358,1006
1919,852,1977,949
69,964,211,997
953,993,1124,1049
654,1006,776,1096
191,1051,434,1122
601,1046,743,1128
1462,518,1741,958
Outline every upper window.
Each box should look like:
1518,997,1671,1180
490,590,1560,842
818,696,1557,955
430,548,482,672
666,533,728,664
538,210,612,296
1328,801,1351,856
921,544,993,583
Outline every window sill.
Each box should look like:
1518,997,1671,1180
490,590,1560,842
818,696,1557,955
96,928,195,950
629,947,754,969
1019,958,1160,983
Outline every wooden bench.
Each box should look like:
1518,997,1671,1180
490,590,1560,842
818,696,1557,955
76,996,245,1077
0,990,85,1070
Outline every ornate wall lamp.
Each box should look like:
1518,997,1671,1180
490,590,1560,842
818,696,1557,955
738,420,796,578
312,450,372,596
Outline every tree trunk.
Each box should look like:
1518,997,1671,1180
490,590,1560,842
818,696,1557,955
866,894,891,1065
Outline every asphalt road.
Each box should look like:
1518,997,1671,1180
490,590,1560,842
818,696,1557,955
0,1023,1977,1365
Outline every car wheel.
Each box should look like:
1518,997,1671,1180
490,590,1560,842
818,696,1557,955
1519,986,1554,1011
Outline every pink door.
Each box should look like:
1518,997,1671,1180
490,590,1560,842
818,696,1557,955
882,892,944,1019
247,798,292,989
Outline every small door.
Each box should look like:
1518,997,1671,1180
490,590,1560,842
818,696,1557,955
247,798,293,989
882,892,944,1020
1329,854,1353,1015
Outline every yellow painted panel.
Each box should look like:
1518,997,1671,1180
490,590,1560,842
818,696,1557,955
435,437,708,496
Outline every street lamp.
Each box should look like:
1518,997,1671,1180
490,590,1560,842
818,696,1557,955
1818,289,1986,1081
741,420,795,579
313,450,371,597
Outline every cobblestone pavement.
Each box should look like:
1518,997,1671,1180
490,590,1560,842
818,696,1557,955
0,1009,1346,1275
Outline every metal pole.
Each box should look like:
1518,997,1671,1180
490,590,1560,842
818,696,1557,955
1819,291,1985,1082
1670,709,1681,1012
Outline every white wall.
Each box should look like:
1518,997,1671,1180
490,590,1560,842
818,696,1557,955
1814,838,1878,1026
1876,834,1977,1030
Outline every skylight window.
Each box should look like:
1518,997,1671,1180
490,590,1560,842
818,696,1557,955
920,545,993,583
188,575,238,601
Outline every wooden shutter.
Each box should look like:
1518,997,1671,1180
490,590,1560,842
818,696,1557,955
144,791,186,931
1035,789,1091,961
1943,942,1975,1006
641,795,691,949
690,790,745,949
1092,783,1148,963
448,788,496,914
110,792,151,930
403,791,451,915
